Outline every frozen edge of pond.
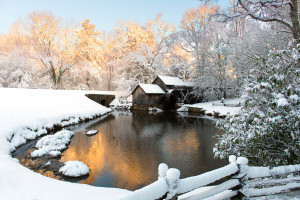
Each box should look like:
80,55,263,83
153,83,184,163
0,88,131,200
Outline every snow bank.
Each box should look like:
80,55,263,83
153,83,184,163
148,107,163,112
177,106,189,112
185,98,245,117
59,161,89,177
31,130,74,157
0,88,130,200
86,130,98,136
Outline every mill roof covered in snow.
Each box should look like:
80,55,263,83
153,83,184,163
154,75,195,87
132,84,166,94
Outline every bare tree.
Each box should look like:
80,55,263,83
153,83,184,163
219,0,300,39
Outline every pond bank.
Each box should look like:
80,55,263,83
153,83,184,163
0,88,130,200
182,98,245,118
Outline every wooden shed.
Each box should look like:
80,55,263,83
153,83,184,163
131,76,196,110
131,84,166,110
152,75,194,90
152,75,195,104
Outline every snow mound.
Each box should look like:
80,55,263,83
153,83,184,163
31,130,74,157
86,130,98,136
49,150,61,157
149,107,163,112
177,106,189,112
59,161,89,177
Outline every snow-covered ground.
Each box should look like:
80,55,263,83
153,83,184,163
0,90,298,200
0,88,130,200
184,98,246,117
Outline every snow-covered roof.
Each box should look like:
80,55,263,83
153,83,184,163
182,81,196,87
155,75,195,87
134,84,166,94
156,75,183,86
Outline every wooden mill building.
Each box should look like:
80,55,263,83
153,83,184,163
131,75,195,110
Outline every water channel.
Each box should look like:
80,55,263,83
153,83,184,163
58,111,226,190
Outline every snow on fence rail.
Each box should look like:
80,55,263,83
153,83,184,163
247,164,300,178
177,163,239,194
120,156,300,200
240,162,300,198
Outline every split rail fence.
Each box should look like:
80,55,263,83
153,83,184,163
120,156,300,200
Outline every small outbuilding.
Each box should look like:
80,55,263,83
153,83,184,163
131,75,196,110
131,84,166,110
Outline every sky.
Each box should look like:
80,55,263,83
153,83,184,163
0,0,231,34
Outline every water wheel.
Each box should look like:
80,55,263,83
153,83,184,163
165,90,179,110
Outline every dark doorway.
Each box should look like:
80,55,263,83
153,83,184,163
100,99,106,106
165,93,176,109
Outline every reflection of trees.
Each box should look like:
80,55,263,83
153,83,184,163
61,112,226,190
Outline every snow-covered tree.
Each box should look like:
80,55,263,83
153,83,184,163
219,0,300,40
0,52,30,88
214,42,300,166
177,3,219,77
115,45,166,91
24,11,81,89
114,16,172,91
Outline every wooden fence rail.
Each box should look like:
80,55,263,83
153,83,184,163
120,156,300,200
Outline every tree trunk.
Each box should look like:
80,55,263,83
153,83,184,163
290,0,300,39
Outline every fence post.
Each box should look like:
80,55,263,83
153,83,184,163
158,163,168,179
165,168,180,200
229,155,237,163
157,163,169,200
236,157,249,199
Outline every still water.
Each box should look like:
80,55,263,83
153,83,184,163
60,111,226,190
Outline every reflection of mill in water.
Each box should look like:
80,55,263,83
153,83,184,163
60,111,226,190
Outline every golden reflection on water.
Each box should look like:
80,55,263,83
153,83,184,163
61,118,158,190
61,133,106,185
60,112,226,190
163,129,200,161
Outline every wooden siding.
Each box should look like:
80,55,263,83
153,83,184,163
132,86,165,107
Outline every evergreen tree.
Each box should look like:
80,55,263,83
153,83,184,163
214,42,300,166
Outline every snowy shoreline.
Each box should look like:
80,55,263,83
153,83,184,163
0,88,130,200
182,98,245,118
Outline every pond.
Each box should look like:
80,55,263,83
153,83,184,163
59,111,227,190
